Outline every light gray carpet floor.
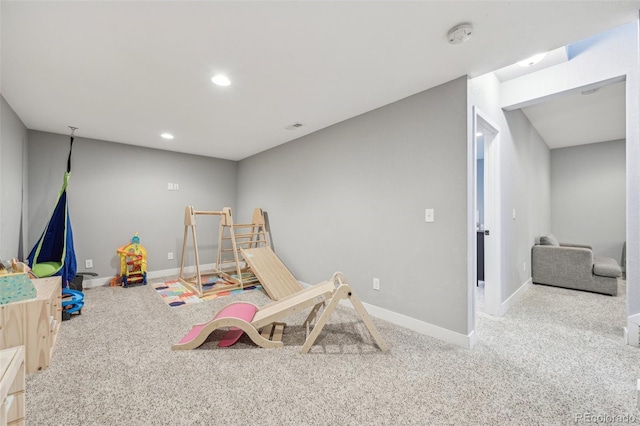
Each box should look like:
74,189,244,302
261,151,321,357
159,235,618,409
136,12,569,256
25,278,640,425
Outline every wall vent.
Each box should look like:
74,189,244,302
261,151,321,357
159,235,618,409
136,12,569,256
286,122,304,130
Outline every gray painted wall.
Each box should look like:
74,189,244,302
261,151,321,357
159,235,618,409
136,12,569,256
27,131,237,279
238,77,470,335
504,109,552,297
470,72,551,304
551,140,626,261
0,95,28,260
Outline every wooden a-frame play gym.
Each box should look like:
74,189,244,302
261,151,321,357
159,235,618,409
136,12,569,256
179,206,271,298
177,205,388,353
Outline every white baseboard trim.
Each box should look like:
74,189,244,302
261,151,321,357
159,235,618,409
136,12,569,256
83,263,216,289
468,329,477,349
87,275,474,349
363,301,474,348
83,276,114,288
499,277,532,316
299,281,474,349
627,313,640,347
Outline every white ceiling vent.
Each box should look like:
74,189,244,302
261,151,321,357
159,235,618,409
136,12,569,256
581,88,600,95
286,122,304,130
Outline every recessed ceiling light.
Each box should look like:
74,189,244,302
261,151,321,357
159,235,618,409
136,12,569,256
161,133,174,140
517,53,548,67
211,74,231,86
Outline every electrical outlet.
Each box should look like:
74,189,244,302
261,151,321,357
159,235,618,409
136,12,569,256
168,252,174,260
85,259,93,269
425,208,435,223
523,261,526,272
373,278,380,291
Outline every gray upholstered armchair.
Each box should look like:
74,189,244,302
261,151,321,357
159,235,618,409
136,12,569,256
531,234,621,296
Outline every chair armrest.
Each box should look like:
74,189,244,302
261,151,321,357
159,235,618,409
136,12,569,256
532,245,594,285
560,242,593,250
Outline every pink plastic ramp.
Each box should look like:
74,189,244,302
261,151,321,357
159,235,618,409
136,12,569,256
178,323,208,345
217,303,259,347
174,302,258,350
219,328,245,347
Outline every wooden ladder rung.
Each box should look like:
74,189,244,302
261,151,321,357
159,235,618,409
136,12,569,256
272,323,285,341
225,232,262,238
222,235,259,240
260,323,286,342
261,324,274,339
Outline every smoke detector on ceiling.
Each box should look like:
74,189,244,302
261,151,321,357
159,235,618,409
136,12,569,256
447,23,473,45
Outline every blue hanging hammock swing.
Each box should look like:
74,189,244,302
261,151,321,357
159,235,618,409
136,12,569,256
27,130,78,290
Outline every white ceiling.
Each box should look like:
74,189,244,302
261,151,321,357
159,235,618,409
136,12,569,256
2,1,639,161
521,80,627,149
492,46,569,83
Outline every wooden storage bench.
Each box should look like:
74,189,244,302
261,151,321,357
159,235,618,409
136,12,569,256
0,277,62,374
0,346,25,425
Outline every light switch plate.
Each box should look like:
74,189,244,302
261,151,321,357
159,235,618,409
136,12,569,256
425,208,435,223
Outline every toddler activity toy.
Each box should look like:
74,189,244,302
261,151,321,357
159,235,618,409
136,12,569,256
117,233,147,287
61,288,84,319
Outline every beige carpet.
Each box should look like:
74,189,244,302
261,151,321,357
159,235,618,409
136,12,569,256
25,278,640,425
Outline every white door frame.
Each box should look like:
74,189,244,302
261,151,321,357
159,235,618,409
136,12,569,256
472,106,502,317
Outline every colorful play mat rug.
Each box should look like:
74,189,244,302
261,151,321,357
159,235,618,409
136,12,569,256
152,278,262,308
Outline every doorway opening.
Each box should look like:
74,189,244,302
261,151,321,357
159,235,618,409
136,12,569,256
473,108,501,317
